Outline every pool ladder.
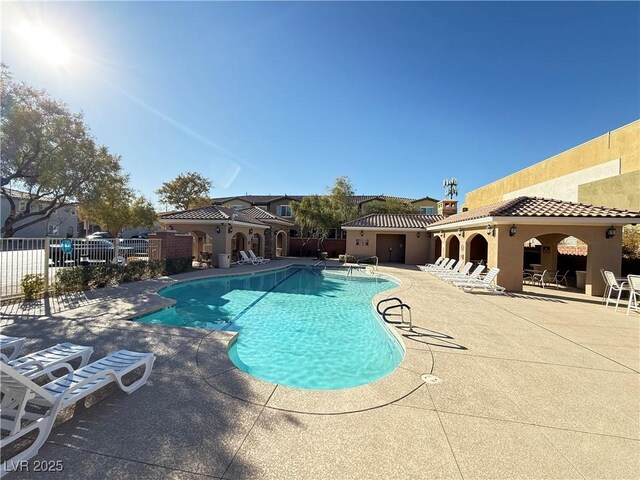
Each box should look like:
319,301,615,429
357,256,379,274
376,297,412,330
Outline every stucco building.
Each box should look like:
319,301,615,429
463,119,640,212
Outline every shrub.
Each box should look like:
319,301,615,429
52,257,192,296
21,274,45,301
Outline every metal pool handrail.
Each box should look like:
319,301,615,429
357,256,379,270
376,297,412,329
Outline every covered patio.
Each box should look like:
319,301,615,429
158,206,269,267
426,197,640,295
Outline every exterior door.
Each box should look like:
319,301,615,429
376,234,406,263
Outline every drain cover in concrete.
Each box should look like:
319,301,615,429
421,374,442,384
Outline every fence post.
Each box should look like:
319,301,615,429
43,237,50,294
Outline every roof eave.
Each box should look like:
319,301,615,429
427,215,639,230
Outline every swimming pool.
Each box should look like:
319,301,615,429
137,266,404,389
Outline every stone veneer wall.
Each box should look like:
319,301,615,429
264,228,275,259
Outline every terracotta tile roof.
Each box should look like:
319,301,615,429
342,213,443,229
430,197,640,226
211,194,432,206
159,206,266,225
239,207,295,225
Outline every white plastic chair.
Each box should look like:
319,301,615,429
0,350,155,472
531,269,553,288
4,343,94,381
626,275,640,316
603,270,630,311
0,335,26,362
248,250,270,264
549,270,569,288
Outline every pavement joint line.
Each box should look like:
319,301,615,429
476,295,640,374
221,385,278,479
44,441,223,478
422,384,465,480
421,407,640,442
425,349,640,374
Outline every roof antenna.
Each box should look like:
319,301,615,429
443,178,458,199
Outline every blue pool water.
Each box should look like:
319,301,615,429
137,267,403,389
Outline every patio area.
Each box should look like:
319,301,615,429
1,260,638,479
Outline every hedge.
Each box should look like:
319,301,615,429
53,257,192,295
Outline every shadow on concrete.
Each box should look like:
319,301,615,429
398,326,468,351
0,313,295,479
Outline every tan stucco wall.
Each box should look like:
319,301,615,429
464,120,640,210
344,230,429,264
493,224,622,296
578,170,640,211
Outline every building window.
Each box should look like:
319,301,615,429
232,205,246,210
419,206,435,214
257,205,268,211
277,205,292,217
48,225,59,236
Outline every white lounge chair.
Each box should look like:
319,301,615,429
0,335,26,362
238,250,261,265
445,264,485,284
0,350,155,471
438,262,474,282
432,259,463,276
425,258,456,273
422,256,444,269
248,250,270,264
454,267,505,294
418,258,450,272
435,261,471,279
4,343,94,381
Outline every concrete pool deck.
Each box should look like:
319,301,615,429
1,259,638,479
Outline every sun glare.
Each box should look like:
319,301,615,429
16,21,73,67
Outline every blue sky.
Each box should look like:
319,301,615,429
3,2,639,208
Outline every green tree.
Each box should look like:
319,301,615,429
156,172,213,210
362,198,419,215
78,169,157,236
623,225,640,259
129,196,157,229
328,176,358,227
291,195,335,238
1,65,123,237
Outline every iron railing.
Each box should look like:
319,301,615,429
0,237,161,300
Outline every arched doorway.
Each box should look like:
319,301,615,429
276,230,288,256
467,234,488,266
434,236,442,261
231,232,247,261
189,230,212,263
446,235,460,261
526,233,588,288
